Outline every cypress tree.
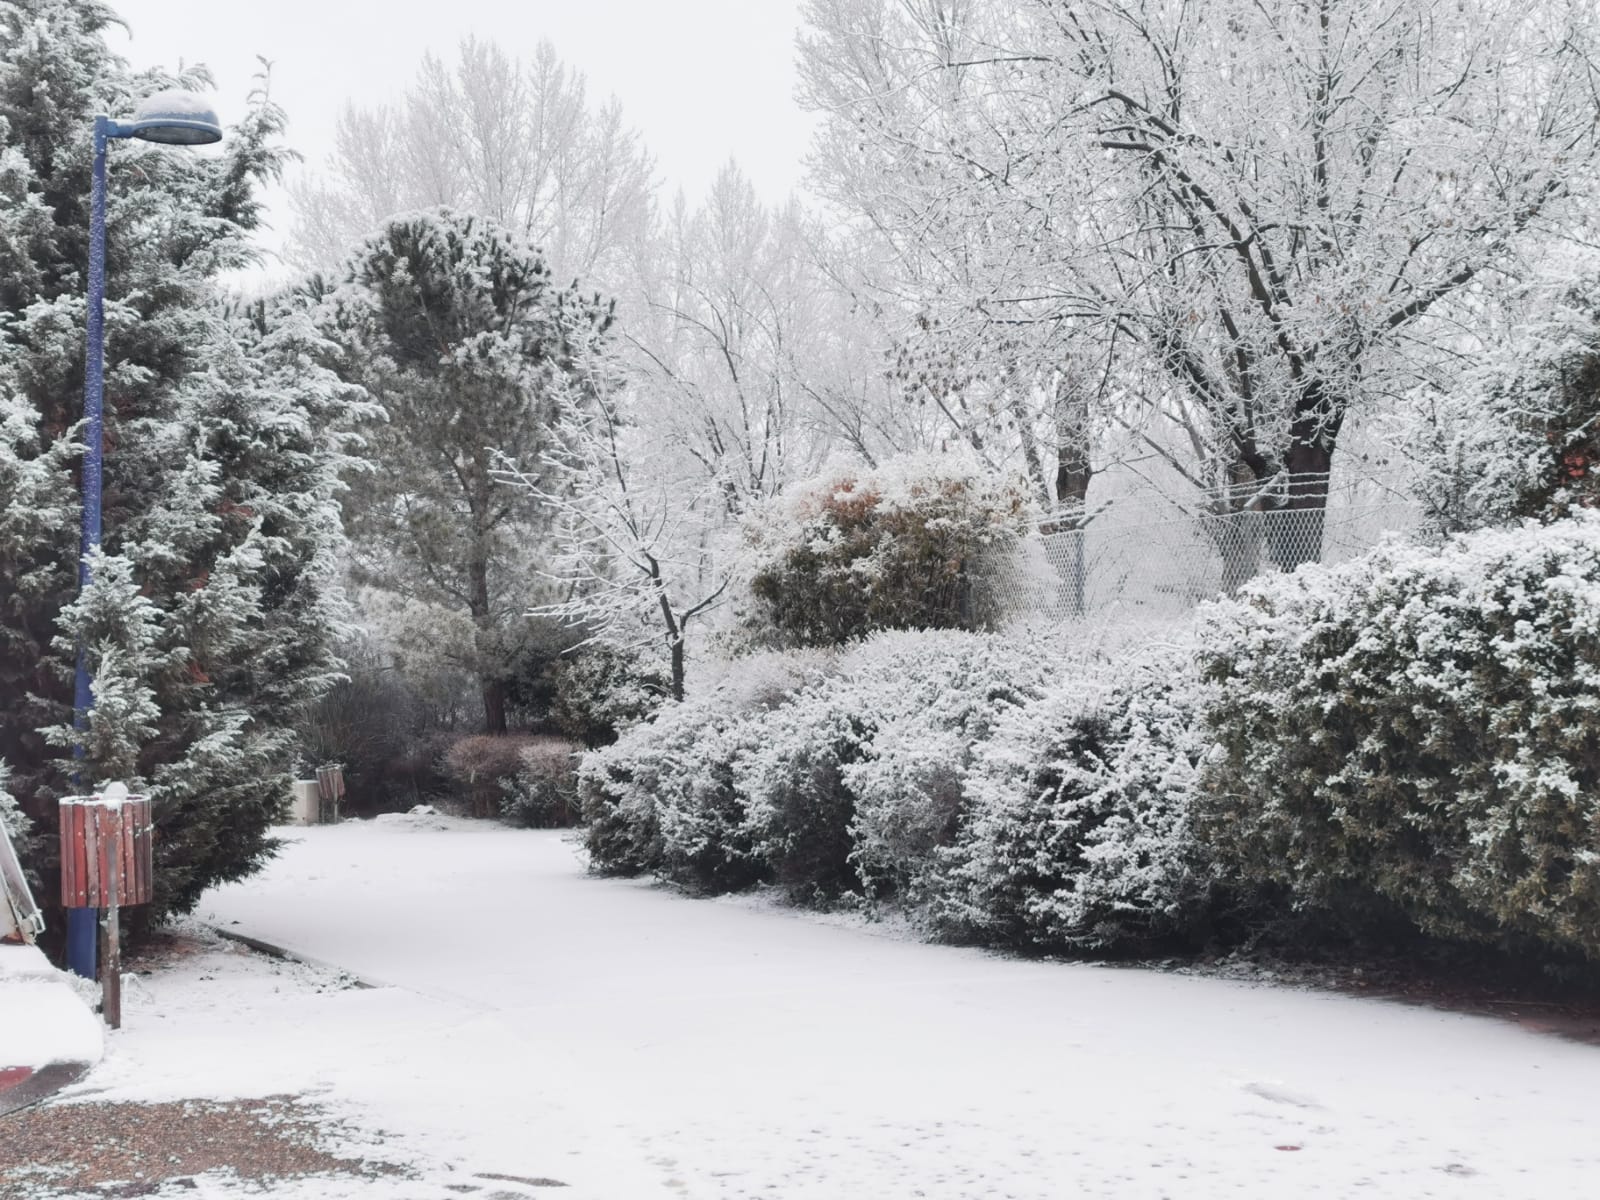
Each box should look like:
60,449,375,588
0,0,363,933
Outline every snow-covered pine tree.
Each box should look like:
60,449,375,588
58,302,375,920
0,358,79,818
324,208,614,734
0,1,361,929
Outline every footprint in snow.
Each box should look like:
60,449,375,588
1240,1081,1324,1110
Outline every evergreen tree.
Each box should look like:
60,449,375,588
324,209,613,733
0,0,361,931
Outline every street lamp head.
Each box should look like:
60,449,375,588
126,90,223,145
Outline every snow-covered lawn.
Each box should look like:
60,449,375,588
55,815,1600,1198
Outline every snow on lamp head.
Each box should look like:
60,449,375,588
127,89,223,145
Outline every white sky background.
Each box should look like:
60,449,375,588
108,0,818,284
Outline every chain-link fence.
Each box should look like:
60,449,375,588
993,479,1424,625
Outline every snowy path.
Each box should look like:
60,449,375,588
151,820,1600,1198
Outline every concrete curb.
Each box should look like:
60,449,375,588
206,926,383,990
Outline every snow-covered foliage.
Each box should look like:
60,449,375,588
1414,276,1600,533
578,627,1207,953
325,207,614,733
1197,515,1600,959
0,760,28,854
581,700,753,889
44,551,165,783
499,738,581,828
0,371,78,781
0,4,363,923
931,642,1208,950
800,0,1600,528
579,650,826,888
501,379,728,704
732,675,870,899
737,631,1060,902
546,640,669,748
736,453,1038,648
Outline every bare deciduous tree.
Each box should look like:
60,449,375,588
497,385,729,703
801,0,1600,561
290,37,655,290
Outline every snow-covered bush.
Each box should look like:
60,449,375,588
929,643,1208,951
500,738,581,828
443,735,539,819
0,760,29,850
736,686,864,898
577,651,829,886
736,453,1037,648
1197,516,1600,959
547,641,669,747
579,626,1210,958
1412,278,1600,533
836,632,1061,901
730,631,1058,901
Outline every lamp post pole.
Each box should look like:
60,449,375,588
65,115,113,980
66,97,223,980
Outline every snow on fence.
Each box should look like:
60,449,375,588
993,479,1424,625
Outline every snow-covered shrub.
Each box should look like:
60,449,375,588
442,735,538,818
929,643,1208,951
547,641,669,747
736,453,1036,648
577,625,1214,955
598,708,755,890
838,632,1061,901
577,651,829,886
1411,278,1600,533
736,687,867,899
731,631,1060,902
500,738,581,828
1197,516,1600,959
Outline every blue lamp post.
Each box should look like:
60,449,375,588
67,91,223,980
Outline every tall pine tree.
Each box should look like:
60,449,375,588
324,209,613,734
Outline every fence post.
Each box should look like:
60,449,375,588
100,802,121,1030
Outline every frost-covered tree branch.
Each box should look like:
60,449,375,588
496,383,731,702
800,0,1600,561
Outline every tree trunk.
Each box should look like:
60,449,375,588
652,567,687,702
467,553,507,735
1271,438,1335,571
480,678,507,737
1054,439,1093,512
669,638,685,703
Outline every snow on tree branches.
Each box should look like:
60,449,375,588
734,453,1038,648
800,0,1600,547
0,1,361,925
324,208,615,731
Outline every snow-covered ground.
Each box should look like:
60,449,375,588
0,943,101,1115
54,816,1600,1198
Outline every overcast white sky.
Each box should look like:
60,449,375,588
109,0,819,277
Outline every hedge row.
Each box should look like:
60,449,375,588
578,514,1600,965
579,631,1210,951
1197,513,1600,960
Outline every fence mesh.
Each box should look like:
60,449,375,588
992,483,1424,625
